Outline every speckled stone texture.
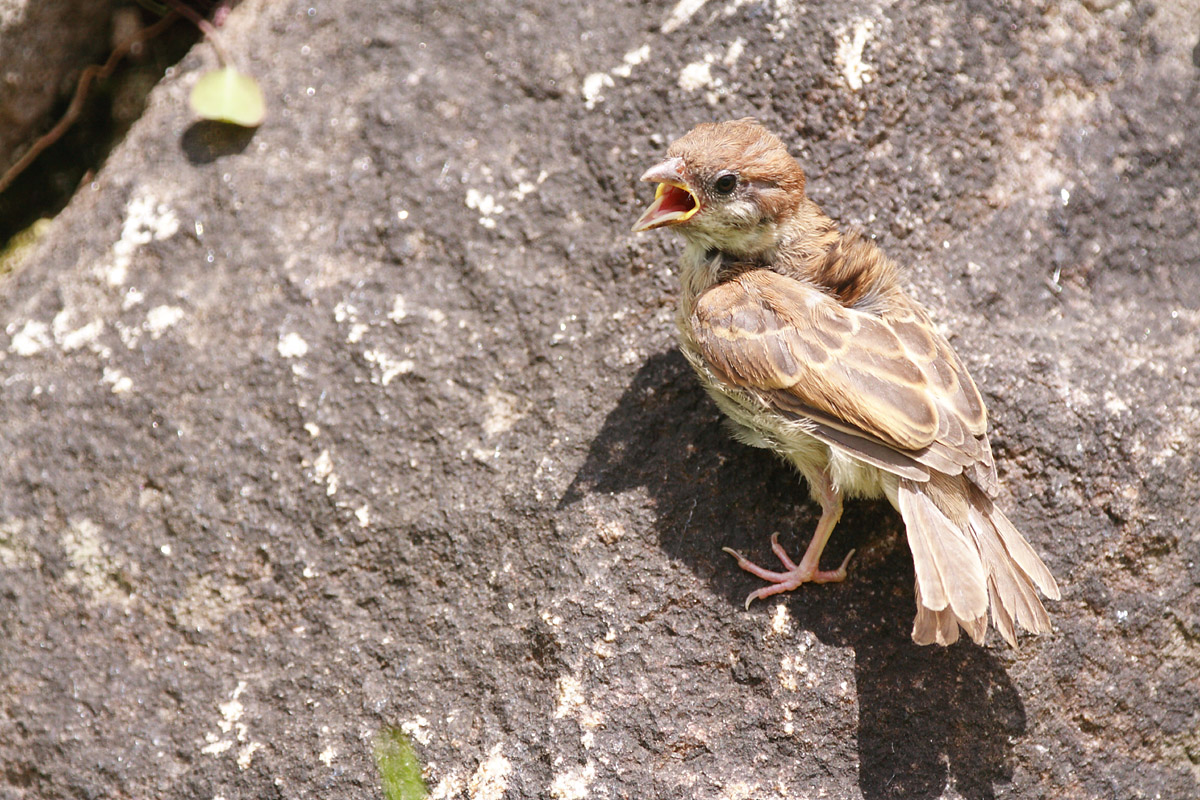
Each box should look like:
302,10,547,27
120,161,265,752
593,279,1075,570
1,1,1197,798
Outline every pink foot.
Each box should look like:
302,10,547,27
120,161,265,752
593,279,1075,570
723,533,855,609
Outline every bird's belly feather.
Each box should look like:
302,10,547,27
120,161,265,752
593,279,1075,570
678,336,890,503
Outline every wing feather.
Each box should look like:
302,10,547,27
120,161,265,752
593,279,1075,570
886,296,988,436
691,269,996,487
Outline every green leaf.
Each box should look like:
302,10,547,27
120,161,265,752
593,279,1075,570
373,729,428,800
189,67,266,127
1,218,52,277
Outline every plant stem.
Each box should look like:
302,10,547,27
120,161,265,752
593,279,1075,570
162,0,233,68
0,12,179,194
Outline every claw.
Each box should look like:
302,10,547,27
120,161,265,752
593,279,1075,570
724,479,850,609
724,539,855,609
768,532,799,571
814,548,856,584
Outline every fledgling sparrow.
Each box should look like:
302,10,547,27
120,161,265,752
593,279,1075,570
632,119,1059,646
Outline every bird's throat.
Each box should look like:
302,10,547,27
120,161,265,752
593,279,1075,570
677,242,726,314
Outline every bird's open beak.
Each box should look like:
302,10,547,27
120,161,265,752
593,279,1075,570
631,156,700,232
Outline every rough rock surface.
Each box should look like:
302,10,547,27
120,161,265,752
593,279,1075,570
1,1,1198,798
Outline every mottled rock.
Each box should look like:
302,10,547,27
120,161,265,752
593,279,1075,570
1,1,1197,798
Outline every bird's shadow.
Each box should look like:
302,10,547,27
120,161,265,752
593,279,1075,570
563,350,1025,800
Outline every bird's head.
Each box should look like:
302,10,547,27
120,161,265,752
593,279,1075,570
632,118,808,258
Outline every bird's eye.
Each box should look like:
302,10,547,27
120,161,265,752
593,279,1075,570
713,173,738,194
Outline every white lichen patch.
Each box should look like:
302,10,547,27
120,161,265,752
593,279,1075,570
277,331,310,358
355,504,370,528
466,743,511,800
766,0,800,40
61,518,132,606
718,781,764,800
482,387,526,436
201,681,263,770
465,188,506,229
1150,405,1196,468
53,310,105,354
145,305,184,339
583,43,653,109
200,736,233,756
334,300,359,324
678,59,715,92
662,0,710,33
592,630,617,659
337,295,443,388
335,300,374,344
237,741,263,770
0,519,42,569
553,675,587,719
722,37,746,69
835,17,876,91
553,675,605,730
985,12,1107,211
401,715,432,746
768,602,793,637
363,349,414,386
113,320,140,350
107,191,180,287
1103,390,1130,415
509,168,549,202
429,771,466,800
612,44,651,78
594,515,627,545
582,72,615,109
102,367,134,394
550,761,596,800
173,575,250,633
8,320,52,356
387,294,408,322
309,448,339,496
217,685,246,733
778,651,819,692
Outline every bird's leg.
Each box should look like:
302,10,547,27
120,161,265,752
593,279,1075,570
722,470,855,609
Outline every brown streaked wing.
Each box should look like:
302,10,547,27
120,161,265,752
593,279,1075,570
758,388,930,481
692,269,941,452
885,295,988,436
886,294,998,494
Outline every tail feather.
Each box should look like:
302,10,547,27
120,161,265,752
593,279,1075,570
898,480,988,621
969,501,1053,639
986,582,1018,648
899,477,1058,646
912,582,963,645
980,490,1061,601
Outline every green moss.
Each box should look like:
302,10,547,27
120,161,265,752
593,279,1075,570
0,218,51,277
373,728,428,800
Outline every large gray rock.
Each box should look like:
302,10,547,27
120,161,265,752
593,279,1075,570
1,0,1197,798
